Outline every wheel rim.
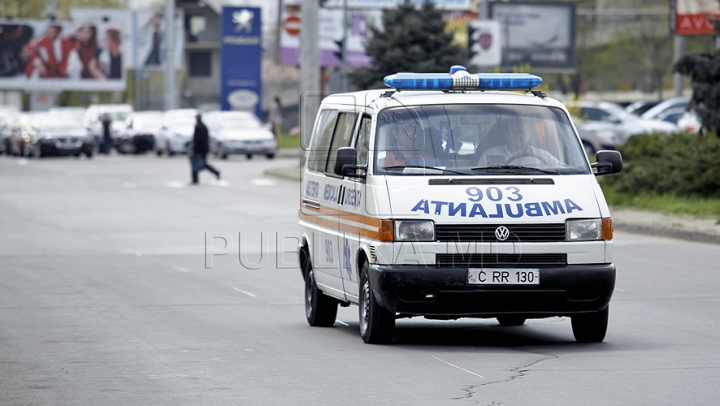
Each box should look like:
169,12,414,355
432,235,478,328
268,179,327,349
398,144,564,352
360,279,370,335
305,269,314,319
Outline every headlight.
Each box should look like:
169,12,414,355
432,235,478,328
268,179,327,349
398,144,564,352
395,220,435,242
566,219,602,241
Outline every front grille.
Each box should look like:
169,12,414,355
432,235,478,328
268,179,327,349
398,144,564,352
436,224,566,242
436,253,567,267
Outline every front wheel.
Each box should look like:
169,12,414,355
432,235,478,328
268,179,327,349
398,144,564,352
571,306,609,343
304,262,338,327
359,261,395,344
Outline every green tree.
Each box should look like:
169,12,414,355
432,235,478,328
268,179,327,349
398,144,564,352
674,52,720,136
349,1,467,90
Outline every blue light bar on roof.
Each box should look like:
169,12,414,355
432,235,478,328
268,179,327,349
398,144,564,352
383,66,542,91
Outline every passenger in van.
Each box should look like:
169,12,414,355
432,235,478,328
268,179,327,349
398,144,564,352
477,117,560,166
383,123,439,167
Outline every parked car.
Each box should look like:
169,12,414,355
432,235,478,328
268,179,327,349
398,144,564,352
575,101,677,147
574,124,619,156
677,110,701,133
205,111,277,159
6,113,35,156
82,104,133,146
625,100,662,116
115,111,163,154
24,113,94,158
157,109,199,156
640,96,690,124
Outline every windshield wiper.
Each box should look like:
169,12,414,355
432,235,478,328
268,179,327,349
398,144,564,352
383,165,472,175
469,165,561,175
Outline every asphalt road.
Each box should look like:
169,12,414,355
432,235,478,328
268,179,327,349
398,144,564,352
1,154,719,405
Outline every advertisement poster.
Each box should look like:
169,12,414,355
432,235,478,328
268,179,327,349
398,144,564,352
0,14,131,91
672,0,720,35
221,6,262,116
132,10,184,68
489,2,576,72
468,20,501,67
280,1,382,68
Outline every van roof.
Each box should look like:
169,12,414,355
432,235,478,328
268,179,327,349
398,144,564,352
320,89,566,113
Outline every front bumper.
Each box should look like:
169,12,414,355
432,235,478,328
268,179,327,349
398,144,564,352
220,140,276,156
368,263,615,318
39,139,93,155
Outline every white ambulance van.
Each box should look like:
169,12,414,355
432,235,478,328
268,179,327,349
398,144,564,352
298,67,623,344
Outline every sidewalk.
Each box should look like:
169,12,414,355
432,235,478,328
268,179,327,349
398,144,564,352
263,157,720,245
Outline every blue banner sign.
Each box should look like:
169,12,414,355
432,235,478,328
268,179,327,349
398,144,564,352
220,6,262,116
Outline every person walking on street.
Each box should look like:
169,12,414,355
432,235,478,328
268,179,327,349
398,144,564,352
269,97,283,141
191,113,220,185
101,113,112,154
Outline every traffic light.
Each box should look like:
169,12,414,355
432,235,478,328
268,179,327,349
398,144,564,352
334,38,344,66
467,23,478,60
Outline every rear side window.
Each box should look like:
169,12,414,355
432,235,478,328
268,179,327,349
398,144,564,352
355,114,371,166
308,109,338,173
325,112,358,174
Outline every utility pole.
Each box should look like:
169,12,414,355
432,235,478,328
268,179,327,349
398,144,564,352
300,0,320,147
341,0,348,92
164,0,176,110
673,35,685,97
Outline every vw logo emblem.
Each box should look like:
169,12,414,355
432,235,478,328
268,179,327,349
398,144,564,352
495,226,510,241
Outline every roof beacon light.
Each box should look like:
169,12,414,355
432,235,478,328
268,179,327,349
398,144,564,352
383,66,542,92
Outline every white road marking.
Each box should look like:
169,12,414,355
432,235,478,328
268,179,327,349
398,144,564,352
166,181,186,188
251,179,276,186
172,265,190,273
336,320,349,327
122,182,137,188
431,356,484,379
231,286,256,298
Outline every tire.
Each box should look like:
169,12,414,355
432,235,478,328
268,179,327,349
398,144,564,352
85,151,93,159
246,154,253,160
582,141,596,156
359,260,395,344
571,306,609,343
266,153,275,159
156,149,163,157
168,150,176,157
497,316,526,326
304,258,338,327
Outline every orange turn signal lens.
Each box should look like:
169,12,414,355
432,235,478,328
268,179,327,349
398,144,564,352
377,219,394,242
602,218,614,240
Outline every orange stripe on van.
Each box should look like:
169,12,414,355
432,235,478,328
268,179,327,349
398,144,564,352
299,210,394,242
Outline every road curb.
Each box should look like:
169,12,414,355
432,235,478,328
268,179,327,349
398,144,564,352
263,166,301,182
613,222,720,245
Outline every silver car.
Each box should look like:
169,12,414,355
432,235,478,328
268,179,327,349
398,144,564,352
115,111,163,154
157,109,199,156
574,101,677,154
205,111,277,159
25,113,94,158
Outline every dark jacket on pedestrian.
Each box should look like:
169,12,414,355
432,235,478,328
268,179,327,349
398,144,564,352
193,121,209,155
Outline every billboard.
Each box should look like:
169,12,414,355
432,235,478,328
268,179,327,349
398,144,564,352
468,20,502,67
280,2,382,68
489,2,576,72
671,0,720,35
221,7,262,116
72,9,184,69
0,16,131,91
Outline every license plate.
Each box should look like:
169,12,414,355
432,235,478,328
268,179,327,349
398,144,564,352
468,268,540,285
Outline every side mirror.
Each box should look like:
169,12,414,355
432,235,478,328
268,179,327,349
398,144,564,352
333,147,366,178
592,150,623,176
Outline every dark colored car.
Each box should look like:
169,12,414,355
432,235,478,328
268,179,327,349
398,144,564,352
24,113,94,158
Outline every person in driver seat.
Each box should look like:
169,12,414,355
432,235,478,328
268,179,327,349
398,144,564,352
477,117,560,167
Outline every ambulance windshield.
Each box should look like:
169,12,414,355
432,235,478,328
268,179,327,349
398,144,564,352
374,104,590,176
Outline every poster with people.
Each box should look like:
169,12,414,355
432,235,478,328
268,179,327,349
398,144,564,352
0,12,130,91
134,10,184,69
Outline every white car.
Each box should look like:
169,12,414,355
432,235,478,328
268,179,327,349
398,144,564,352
205,111,277,159
116,111,164,154
575,101,677,146
158,109,199,156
